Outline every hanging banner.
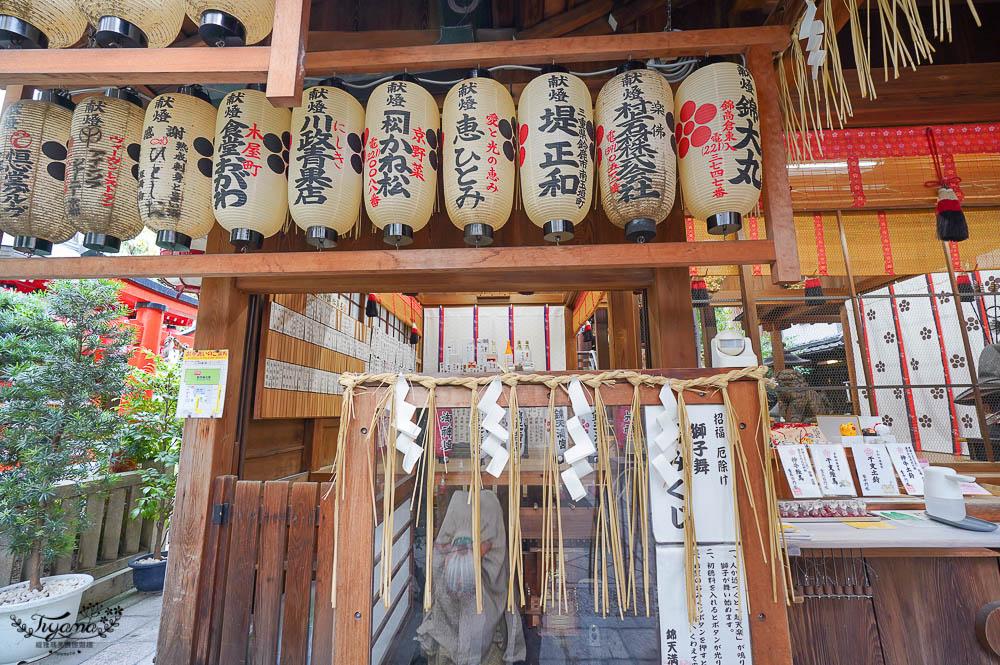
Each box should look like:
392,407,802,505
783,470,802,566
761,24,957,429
776,445,823,498
647,403,736,544
656,544,752,665
807,444,857,496
176,349,229,418
848,440,901,496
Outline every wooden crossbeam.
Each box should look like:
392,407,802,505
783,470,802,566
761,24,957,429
515,0,614,40
305,26,789,75
0,240,777,294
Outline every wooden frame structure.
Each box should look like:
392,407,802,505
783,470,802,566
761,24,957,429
0,7,802,664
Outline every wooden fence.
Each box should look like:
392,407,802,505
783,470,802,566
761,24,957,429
1,471,158,599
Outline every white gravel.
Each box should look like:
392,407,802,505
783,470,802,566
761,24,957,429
132,556,167,566
0,577,88,607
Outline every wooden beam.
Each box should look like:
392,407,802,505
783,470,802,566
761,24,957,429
770,329,785,370
738,263,764,362
266,0,312,107
0,46,271,87
516,0,613,40
747,44,800,285
608,291,641,368
565,314,578,370
0,240,777,290
305,26,789,74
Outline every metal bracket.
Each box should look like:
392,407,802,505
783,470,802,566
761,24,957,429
212,502,231,525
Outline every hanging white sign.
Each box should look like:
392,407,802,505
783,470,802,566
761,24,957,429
176,349,229,419
807,444,857,496
884,440,924,495
776,445,823,498
647,403,736,544
849,442,901,496
656,544,752,665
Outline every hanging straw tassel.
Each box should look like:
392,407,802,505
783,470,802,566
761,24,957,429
924,127,968,242
468,384,485,614
674,388,701,624
540,382,568,614
506,380,527,612
624,377,651,616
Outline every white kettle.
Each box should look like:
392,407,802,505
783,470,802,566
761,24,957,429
923,466,975,522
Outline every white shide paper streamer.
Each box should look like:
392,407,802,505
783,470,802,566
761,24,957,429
560,378,597,501
394,376,424,473
477,377,510,477
650,383,680,484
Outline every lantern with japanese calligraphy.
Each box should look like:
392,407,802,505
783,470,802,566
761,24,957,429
364,76,440,246
77,0,184,48
288,78,364,249
0,1,87,48
65,87,144,254
138,85,216,252
0,90,75,256
595,62,676,243
185,0,274,46
517,67,595,243
212,84,291,250
442,70,516,246
675,61,761,236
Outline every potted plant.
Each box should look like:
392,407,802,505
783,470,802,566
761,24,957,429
0,280,133,665
123,351,182,592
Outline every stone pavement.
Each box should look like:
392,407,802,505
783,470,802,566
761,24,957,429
34,590,161,665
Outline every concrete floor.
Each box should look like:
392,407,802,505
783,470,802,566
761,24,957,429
34,590,161,665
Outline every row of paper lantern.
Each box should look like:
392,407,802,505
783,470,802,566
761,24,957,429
0,0,274,49
0,61,762,256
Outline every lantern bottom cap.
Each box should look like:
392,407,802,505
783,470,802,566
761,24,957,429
156,230,192,253
383,224,414,247
0,15,47,49
543,220,574,243
625,218,657,244
95,16,148,49
230,228,264,251
463,223,494,247
706,212,743,236
83,233,122,254
198,10,247,47
306,226,339,249
13,236,53,257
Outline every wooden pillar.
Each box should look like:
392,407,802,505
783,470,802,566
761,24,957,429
158,230,251,665
746,44,800,285
770,329,785,371
648,267,697,368
608,291,641,369
943,242,994,461
840,306,862,414
738,264,763,363
595,307,610,369
649,195,697,368
836,211,878,416
565,309,578,370
265,0,312,107
334,390,378,665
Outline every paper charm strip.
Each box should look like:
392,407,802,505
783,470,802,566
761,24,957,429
393,376,424,473
561,379,596,501
477,377,510,477
649,383,679,484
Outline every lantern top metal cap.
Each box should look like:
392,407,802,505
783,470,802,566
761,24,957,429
315,76,348,91
103,86,143,108
177,85,212,105
616,60,647,74
35,88,76,111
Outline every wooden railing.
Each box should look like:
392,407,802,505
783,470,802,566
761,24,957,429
0,471,158,598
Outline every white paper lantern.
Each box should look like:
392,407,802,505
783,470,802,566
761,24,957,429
185,0,275,46
65,87,144,253
675,62,761,235
595,63,676,243
138,85,217,252
288,78,364,248
77,0,185,48
212,85,291,249
0,1,88,48
363,76,439,246
517,68,595,242
0,90,75,256
442,70,516,246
